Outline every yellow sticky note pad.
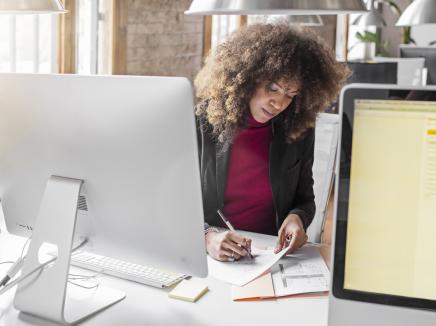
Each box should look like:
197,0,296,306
168,280,208,302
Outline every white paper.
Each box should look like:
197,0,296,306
271,245,329,296
207,246,290,286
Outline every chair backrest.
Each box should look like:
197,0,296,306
306,113,339,243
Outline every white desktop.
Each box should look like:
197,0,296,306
0,229,330,326
0,73,207,324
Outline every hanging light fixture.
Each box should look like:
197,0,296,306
185,0,368,15
0,0,66,14
396,0,436,26
352,11,386,27
282,15,324,26
251,14,323,26
352,0,386,27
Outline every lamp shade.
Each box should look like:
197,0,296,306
251,14,324,26
352,9,386,27
185,0,368,15
286,15,323,26
0,0,66,13
396,0,436,26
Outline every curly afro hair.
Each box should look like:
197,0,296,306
194,22,350,144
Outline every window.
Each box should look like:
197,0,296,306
76,0,112,74
0,2,113,75
211,16,239,49
0,14,58,73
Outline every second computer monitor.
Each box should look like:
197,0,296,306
399,45,436,85
329,84,436,326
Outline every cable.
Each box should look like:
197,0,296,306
66,269,102,290
0,238,88,296
0,238,30,286
20,236,32,258
67,279,100,290
68,271,102,280
0,258,24,286
66,251,103,286
0,262,14,266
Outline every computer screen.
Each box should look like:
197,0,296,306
329,84,436,326
399,46,436,85
0,73,207,278
345,99,436,300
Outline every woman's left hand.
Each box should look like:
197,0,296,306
274,214,308,254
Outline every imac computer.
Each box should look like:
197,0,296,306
0,73,207,324
329,84,436,325
399,45,436,85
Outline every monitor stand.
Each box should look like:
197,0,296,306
14,176,125,325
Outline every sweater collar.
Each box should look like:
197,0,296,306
247,112,271,128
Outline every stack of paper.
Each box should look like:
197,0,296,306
231,244,330,301
232,273,275,301
207,246,290,286
271,245,329,297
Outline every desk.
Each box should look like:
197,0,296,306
0,231,330,326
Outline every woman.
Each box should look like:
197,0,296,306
195,23,349,261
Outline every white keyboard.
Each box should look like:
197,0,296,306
67,251,186,288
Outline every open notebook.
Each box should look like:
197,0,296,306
232,244,330,301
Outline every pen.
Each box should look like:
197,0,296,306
217,209,254,259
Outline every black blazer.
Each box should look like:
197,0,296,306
197,116,316,233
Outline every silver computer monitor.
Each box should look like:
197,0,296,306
399,45,436,85
0,73,207,278
329,83,436,326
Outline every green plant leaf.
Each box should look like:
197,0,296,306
355,31,378,43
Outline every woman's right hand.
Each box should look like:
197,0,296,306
205,231,252,261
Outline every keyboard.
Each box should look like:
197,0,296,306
66,251,186,288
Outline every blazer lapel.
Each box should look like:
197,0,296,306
215,142,230,209
269,122,298,218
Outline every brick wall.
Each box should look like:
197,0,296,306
125,0,203,81
307,15,337,52
123,2,338,80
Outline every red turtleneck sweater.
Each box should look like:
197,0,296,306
223,113,276,235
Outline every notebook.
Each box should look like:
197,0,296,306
232,244,330,301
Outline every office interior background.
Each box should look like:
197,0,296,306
1,0,434,82
1,0,436,325
0,0,434,279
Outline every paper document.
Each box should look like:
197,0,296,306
271,245,329,296
231,273,275,300
207,246,289,286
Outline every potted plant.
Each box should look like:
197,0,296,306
349,0,416,60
